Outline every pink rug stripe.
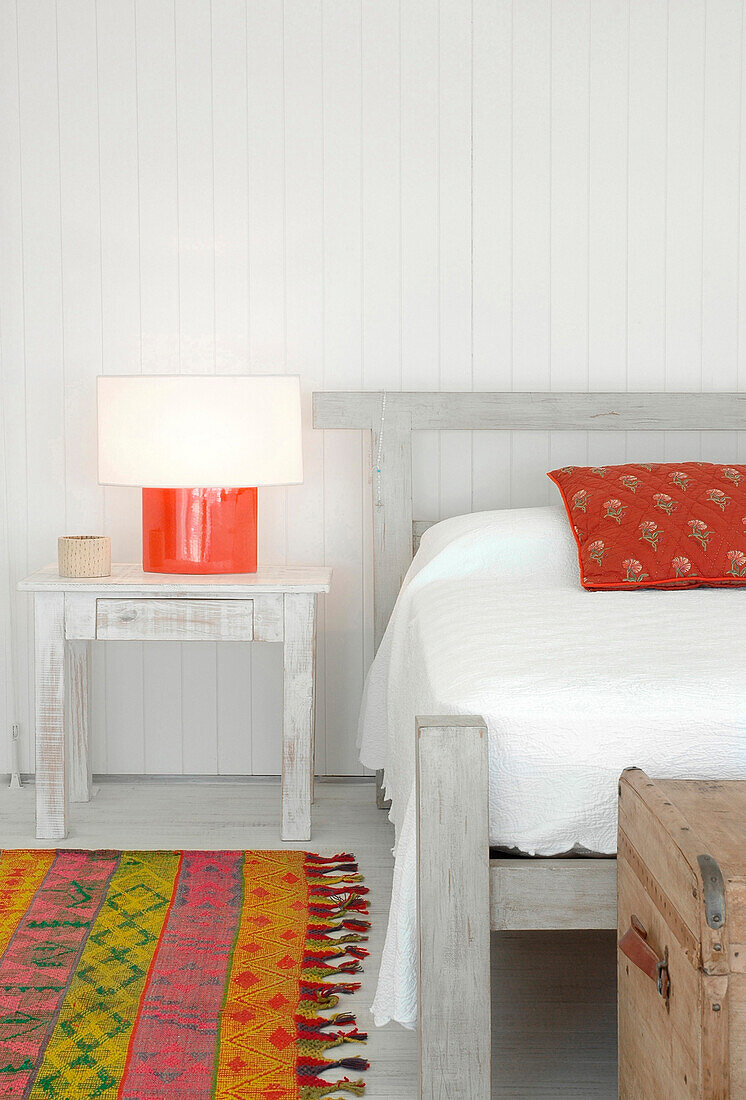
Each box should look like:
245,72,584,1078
117,851,244,1099
0,849,119,1098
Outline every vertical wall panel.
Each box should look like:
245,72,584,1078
245,0,287,776
741,9,746,402
96,0,142,773
511,0,552,504
175,0,219,772
588,0,629,392
106,0,183,775
438,0,473,520
401,0,439,521
57,0,104,537
212,0,249,373
512,0,551,388
217,642,254,775
211,0,254,773
105,642,143,774
698,2,741,547
16,0,65,560
143,642,182,774
0,401,12,774
135,0,183,774
548,0,591,475
3,0,746,779
701,0,742,392
322,0,365,774
97,0,141,390
278,0,326,777
57,0,108,775
175,0,215,374
136,0,180,374
587,1,628,473
361,0,401,392
0,0,30,771
550,0,590,392
212,0,249,374
95,0,142,773
665,0,706,468
627,0,667,393
17,0,67,767
666,0,706,392
360,0,401,680
472,0,512,512
181,641,217,775
625,0,669,470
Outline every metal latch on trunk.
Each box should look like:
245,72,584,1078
619,914,670,1007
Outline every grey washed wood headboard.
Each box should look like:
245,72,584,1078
313,391,746,650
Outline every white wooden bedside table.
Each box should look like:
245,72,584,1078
18,564,331,843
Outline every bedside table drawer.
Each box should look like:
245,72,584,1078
96,598,254,641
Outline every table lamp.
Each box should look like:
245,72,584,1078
97,375,303,574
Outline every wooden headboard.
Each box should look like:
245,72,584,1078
312,391,746,650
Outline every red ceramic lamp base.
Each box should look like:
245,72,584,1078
142,487,258,574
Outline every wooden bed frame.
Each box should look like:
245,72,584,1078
312,391,746,1099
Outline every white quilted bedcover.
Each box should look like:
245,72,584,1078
358,505,746,1028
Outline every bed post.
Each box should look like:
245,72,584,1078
416,715,491,1100
372,407,413,809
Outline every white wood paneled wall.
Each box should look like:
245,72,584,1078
1,0,746,777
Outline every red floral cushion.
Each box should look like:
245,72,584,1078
547,462,746,589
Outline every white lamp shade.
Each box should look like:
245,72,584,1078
97,375,303,488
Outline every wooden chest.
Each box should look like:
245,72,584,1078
618,768,746,1099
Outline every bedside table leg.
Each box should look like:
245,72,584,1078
281,593,314,842
68,641,92,803
34,593,67,840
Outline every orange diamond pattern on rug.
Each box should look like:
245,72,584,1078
214,851,308,1098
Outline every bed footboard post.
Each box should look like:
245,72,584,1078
416,715,491,1100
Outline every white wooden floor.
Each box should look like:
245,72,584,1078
0,777,617,1097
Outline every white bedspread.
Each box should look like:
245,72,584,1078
359,505,746,1028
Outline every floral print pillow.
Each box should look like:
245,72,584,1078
548,462,746,590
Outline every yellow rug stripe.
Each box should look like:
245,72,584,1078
28,850,181,1100
214,850,308,1099
0,849,56,960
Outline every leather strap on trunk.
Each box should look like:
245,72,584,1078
619,916,670,1002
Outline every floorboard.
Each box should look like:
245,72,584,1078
0,777,617,1097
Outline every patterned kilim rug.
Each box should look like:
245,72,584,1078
0,849,370,1099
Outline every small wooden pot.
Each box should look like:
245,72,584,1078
58,535,111,578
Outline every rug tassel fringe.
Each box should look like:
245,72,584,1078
303,946,369,963
307,918,371,935
309,898,369,916
300,854,370,1097
308,884,370,898
305,864,361,877
302,960,363,980
296,1012,357,1031
304,852,355,864
306,931,368,948
299,1057,370,1074
299,1079,367,1099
